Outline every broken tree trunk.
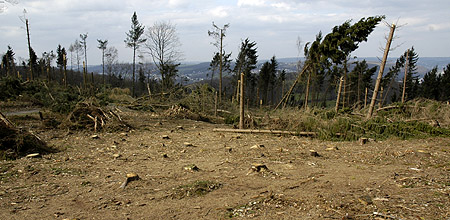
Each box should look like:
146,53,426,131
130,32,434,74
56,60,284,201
239,72,245,129
0,111,15,128
401,49,410,103
367,23,395,119
335,76,344,112
275,63,309,110
304,70,311,110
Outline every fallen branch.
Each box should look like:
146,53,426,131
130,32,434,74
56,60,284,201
0,111,15,128
213,128,316,136
87,114,97,132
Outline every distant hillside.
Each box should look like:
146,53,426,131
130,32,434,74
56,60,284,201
82,57,450,84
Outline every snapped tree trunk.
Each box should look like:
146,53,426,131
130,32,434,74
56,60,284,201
239,72,245,129
304,71,311,110
367,23,395,119
401,49,410,103
26,19,33,80
335,76,344,112
275,63,309,110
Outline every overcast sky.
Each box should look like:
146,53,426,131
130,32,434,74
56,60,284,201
1,0,449,65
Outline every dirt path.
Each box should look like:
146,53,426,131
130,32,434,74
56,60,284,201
0,110,449,219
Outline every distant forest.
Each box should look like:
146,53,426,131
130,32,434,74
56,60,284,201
2,13,450,110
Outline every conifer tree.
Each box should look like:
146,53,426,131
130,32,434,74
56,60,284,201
234,38,258,104
125,12,146,97
420,66,440,100
440,64,450,101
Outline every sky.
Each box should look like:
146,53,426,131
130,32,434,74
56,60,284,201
1,0,449,65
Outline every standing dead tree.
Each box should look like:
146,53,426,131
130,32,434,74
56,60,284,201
208,22,230,103
367,23,396,119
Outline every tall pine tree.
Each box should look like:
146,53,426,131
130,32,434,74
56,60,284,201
125,11,146,97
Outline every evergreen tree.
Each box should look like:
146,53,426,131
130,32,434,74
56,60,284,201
161,62,179,90
420,66,440,100
400,47,419,101
318,16,384,110
1,46,16,77
258,56,278,105
348,60,377,106
28,47,39,78
234,38,258,103
125,12,146,97
208,51,231,85
440,64,450,101
56,45,67,72
138,65,146,95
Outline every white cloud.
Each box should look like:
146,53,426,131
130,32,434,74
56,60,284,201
237,0,266,7
1,0,450,64
208,6,230,18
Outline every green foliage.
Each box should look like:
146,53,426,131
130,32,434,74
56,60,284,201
420,66,440,100
0,77,82,113
180,83,216,114
268,99,450,141
0,76,23,100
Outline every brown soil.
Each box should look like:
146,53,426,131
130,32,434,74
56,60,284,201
0,108,449,219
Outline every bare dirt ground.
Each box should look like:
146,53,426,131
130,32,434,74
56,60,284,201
1,108,449,220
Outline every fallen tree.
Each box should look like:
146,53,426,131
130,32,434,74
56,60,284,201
0,111,53,160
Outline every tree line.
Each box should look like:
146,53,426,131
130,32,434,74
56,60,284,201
1,13,450,109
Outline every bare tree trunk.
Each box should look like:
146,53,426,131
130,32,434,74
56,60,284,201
63,54,67,87
214,91,218,117
83,61,87,89
275,63,309,110
378,87,384,108
26,19,33,80
239,73,245,129
304,71,311,110
364,87,368,108
357,67,361,109
401,49,410,103
367,23,395,119
219,29,223,103
335,76,344,112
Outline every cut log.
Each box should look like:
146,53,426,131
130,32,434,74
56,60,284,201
213,128,316,136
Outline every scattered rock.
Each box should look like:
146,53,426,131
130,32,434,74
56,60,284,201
225,147,233,153
119,173,140,189
184,164,200,172
162,154,168,158
183,142,194,147
358,195,373,205
251,163,269,172
250,144,264,149
162,135,170,139
112,154,121,159
91,134,100,139
310,150,320,157
26,153,41,158
373,197,389,202
326,146,338,151
176,126,184,130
